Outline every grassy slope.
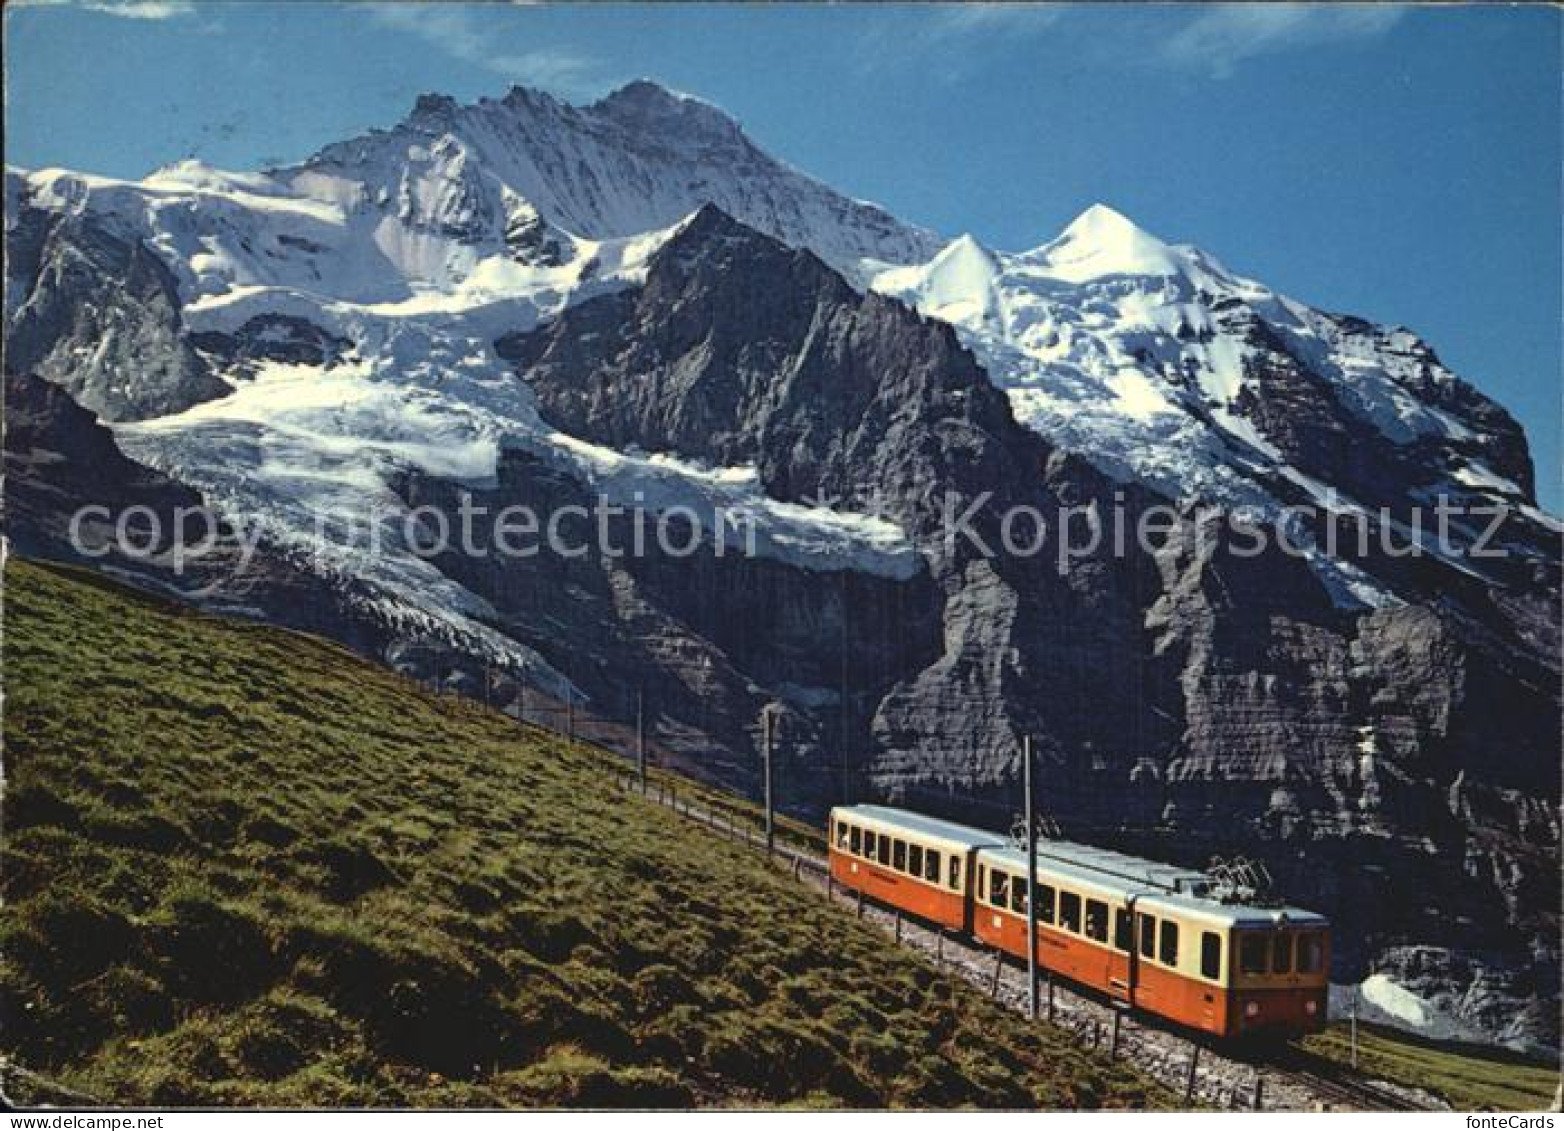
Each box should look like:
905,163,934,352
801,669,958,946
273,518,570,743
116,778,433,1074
1301,1022,1559,1112
1,559,1173,1109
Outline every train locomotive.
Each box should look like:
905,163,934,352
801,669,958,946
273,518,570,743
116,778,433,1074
828,804,1329,1040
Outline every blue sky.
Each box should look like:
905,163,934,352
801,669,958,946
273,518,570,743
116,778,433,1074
7,2,1560,508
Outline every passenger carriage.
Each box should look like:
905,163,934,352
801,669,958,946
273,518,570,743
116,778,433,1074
826,805,998,932
829,804,1330,1040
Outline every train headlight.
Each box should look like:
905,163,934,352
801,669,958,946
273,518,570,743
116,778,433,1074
1244,1001,1261,1018
1305,1000,1319,1015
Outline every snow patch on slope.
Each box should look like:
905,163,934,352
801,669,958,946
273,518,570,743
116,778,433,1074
539,434,919,578
1360,974,1433,1027
113,335,919,679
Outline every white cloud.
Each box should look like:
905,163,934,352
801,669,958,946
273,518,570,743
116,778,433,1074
12,0,196,16
368,4,600,95
1163,5,1407,78
930,5,1065,36
856,3,1064,83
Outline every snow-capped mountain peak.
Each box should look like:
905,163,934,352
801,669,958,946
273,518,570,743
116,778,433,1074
288,81,941,278
871,200,1542,605
873,232,1002,326
1027,201,1182,281
589,78,746,141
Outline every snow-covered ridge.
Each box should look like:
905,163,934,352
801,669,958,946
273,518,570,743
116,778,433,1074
287,79,941,281
870,205,1539,604
103,312,919,679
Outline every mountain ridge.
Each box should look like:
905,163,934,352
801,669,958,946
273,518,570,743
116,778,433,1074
3,79,1558,1052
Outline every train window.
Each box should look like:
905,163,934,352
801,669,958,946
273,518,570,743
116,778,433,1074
1038,885,1056,924
836,821,850,849
1240,934,1267,975
864,830,876,860
990,870,1009,908
1201,932,1222,980
948,855,961,891
909,843,924,878
1139,915,1156,959
1059,892,1082,933
977,864,987,903
893,839,907,872
924,849,940,883
1273,933,1293,975
1297,933,1324,973
850,825,861,855
1085,900,1109,943
1010,876,1027,914
877,835,892,867
1159,920,1180,966
1114,909,1134,953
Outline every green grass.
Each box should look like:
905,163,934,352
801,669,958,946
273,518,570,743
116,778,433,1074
1,559,1175,1109
1301,1022,1559,1111
619,762,827,860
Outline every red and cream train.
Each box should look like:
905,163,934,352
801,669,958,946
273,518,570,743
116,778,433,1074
829,804,1330,1040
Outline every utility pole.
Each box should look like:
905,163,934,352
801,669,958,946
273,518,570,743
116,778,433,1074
636,687,647,795
762,705,776,857
1350,981,1359,1069
1024,734,1040,1021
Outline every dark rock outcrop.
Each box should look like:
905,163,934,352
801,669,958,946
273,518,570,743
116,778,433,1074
188,314,353,378
5,197,227,421
1228,307,1537,515
4,370,205,559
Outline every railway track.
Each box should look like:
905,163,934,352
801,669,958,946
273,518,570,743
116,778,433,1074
614,774,1439,1112
1263,1047,1442,1112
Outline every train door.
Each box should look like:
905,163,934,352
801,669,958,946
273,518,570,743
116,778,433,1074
960,848,980,935
1199,928,1225,1035
1117,896,1140,1005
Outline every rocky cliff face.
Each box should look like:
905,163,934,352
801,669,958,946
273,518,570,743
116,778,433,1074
3,83,1558,1052
4,370,205,556
6,193,227,421
497,209,1172,783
